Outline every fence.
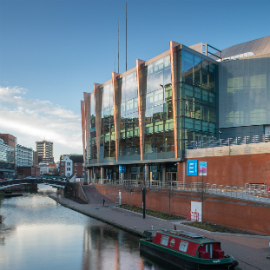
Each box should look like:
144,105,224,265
91,179,270,204
186,134,270,149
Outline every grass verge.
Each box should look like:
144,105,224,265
120,204,185,220
182,221,256,234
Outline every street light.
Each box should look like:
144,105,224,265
130,187,146,219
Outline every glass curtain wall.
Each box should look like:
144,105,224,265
90,93,97,162
100,83,115,160
180,49,217,145
144,55,174,158
119,72,140,160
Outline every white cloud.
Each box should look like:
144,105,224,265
0,86,82,161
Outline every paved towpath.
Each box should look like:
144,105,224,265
50,192,270,270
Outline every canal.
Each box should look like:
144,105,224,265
0,185,165,270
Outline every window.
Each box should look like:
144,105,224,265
83,167,85,171
61,162,64,166
160,235,169,246
61,173,64,176
179,241,189,252
67,168,71,171
75,163,77,166
67,162,71,166
61,168,64,171
75,168,78,171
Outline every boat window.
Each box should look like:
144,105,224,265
170,238,175,247
179,240,189,252
160,235,169,246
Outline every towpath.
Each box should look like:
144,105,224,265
50,188,270,270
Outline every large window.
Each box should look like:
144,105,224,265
181,49,218,143
144,55,173,154
100,83,115,159
119,72,140,157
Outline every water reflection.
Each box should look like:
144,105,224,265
0,185,165,270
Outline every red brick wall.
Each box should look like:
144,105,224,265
95,185,270,235
178,154,270,186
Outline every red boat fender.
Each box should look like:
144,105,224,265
199,251,210,259
214,250,225,259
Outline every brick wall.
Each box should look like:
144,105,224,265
178,153,270,186
95,184,270,235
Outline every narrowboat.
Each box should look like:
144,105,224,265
140,229,238,270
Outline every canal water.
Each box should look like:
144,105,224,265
0,185,165,270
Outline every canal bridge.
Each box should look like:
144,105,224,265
0,177,69,190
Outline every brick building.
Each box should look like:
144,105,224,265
59,155,85,178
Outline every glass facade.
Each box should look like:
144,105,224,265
82,45,218,179
89,93,97,162
219,56,270,129
180,49,218,145
100,83,115,161
0,138,15,178
119,71,140,160
144,55,175,158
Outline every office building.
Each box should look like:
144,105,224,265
35,140,54,163
0,136,15,179
81,40,218,182
16,144,33,167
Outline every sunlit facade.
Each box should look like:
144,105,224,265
81,41,218,183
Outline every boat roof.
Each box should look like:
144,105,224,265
158,230,218,244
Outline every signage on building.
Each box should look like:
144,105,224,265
265,126,270,135
119,165,126,173
187,160,198,176
199,161,207,176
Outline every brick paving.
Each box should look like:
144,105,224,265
50,191,270,270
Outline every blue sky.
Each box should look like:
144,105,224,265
1,0,269,161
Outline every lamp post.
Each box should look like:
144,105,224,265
130,187,146,219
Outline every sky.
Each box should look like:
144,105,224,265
1,0,269,161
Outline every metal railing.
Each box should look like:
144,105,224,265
186,134,270,149
91,179,270,204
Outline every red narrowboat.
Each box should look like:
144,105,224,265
140,229,238,270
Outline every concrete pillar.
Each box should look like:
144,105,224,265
145,164,150,182
120,173,125,181
101,166,105,181
162,164,166,186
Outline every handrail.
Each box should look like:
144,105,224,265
91,179,270,204
186,134,270,150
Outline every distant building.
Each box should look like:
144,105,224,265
59,154,85,178
17,144,33,167
0,134,16,147
17,166,40,178
0,137,15,179
39,162,56,175
35,140,54,163
33,150,39,166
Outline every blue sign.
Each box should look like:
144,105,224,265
187,160,198,176
119,165,126,173
199,161,207,176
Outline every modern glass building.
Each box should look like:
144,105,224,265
81,41,218,183
219,36,270,138
0,137,15,179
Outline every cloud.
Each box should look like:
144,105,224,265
0,86,82,161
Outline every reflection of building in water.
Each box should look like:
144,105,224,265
82,225,142,270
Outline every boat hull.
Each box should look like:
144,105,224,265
140,240,237,270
